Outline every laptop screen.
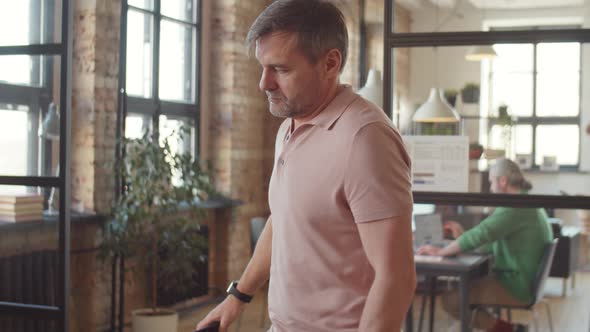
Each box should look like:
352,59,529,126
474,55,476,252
413,213,445,249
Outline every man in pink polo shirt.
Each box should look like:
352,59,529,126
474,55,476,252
196,1,415,331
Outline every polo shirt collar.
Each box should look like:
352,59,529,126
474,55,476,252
305,85,358,130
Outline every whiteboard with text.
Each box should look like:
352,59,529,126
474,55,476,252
403,135,469,192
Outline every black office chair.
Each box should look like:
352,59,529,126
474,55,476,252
473,239,558,332
236,217,268,332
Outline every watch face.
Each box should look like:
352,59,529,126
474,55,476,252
226,281,237,293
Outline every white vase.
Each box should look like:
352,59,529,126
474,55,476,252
132,308,178,332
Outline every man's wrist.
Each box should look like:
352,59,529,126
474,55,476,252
226,281,254,303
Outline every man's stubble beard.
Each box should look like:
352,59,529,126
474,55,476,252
269,99,302,119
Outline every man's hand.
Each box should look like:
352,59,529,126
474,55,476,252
416,244,443,256
443,220,464,239
195,296,245,332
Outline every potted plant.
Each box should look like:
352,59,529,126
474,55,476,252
496,104,515,157
99,128,216,332
497,104,514,126
443,89,458,107
461,82,480,103
469,143,484,160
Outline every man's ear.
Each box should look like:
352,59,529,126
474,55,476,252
323,49,342,78
499,176,509,188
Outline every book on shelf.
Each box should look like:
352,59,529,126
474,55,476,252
0,213,42,223
0,202,44,214
0,193,44,204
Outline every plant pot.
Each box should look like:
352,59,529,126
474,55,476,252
132,308,178,332
461,88,480,104
445,95,457,107
469,147,484,160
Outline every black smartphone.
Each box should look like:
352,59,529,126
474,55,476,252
194,321,220,332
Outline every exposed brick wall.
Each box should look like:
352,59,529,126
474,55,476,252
206,0,276,282
71,0,119,215
69,0,122,330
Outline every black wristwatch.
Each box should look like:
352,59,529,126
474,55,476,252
226,281,253,303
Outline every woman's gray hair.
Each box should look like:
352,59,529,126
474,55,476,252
246,0,348,73
490,158,533,191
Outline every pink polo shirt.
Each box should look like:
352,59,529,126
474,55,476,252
267,86,413,331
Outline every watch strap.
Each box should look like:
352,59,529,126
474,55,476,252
227,281,253,303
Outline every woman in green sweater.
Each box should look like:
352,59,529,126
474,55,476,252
417,158,553,332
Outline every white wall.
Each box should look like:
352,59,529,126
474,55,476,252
406,0,590,204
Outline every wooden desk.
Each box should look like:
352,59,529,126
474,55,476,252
406,254,490,332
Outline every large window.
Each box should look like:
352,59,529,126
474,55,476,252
122,0,200,151
0,0,58,184
487,37,581,168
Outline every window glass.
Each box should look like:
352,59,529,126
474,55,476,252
0,108,30,176
492,44,534,72
0,55,56,87
159,20,196,103
488,124,533,163
513,125,533,155
535,125,579,166
489,44,534,117
536,72,579,117
0,1,30,46
0,55,34,85
161,0,197,23
489,72,533,117
126,10,154,98
0,55,60,177
159,115,195,186
128,0,154,10
158,115,194,157
535,43,580,117
0,0,60,46
125,113,152,139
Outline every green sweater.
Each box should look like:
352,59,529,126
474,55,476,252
458,207,553,303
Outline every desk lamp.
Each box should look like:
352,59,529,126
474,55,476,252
38,102,60,215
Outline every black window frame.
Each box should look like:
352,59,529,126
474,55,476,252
119,0,201,153
0,0,57,179
0,0,72,330
487,26,582,170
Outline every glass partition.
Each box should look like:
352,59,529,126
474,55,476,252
392,40,588,199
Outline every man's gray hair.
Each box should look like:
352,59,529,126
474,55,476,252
490,158,533,191
246,0,348,73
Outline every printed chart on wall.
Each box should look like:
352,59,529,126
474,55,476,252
402,135,469,192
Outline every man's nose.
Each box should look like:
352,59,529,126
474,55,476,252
259,69,277,92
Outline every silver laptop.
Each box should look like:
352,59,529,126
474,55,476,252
413,213,451,250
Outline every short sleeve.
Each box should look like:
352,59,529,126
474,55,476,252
344,122,413,223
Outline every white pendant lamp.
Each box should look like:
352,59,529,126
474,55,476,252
412,88,460,123
465,45,498,61
357,69,383,108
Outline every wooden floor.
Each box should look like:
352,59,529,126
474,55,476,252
179,272,590,332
